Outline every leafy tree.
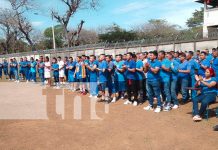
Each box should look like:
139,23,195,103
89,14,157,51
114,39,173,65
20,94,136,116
99,24,137,43
186,7,204,28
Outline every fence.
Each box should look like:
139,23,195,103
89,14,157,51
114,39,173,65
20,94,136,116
0,32,218,61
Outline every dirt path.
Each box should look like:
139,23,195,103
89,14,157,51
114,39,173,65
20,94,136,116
0,81,217,150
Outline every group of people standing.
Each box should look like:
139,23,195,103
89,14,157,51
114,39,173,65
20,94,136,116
0,48,217,122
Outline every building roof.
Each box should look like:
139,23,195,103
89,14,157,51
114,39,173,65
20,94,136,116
196,0,218,6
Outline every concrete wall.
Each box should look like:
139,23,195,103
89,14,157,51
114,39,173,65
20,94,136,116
1,39,218,60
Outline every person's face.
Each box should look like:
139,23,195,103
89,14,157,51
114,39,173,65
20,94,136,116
205,69,211,78
52,59,56,63
186,53,191,60
212,50,218,57
180,56,185,62
90,57,94,62
69,58,73,62
139,54,144,60
106,57,110,62
20,58,23,62
116,56,121,62
126,54,131,60
58,58,61,61
200,53,206,60
158,53,164,60
40,57,43,62
24,57,27,61
174,53,179,58
196,51,200,55
149,53,155,60
76,57,80,62
123,55,127,60
166,54,172,59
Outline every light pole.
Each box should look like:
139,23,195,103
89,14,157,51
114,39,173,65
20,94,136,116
34,13,56,50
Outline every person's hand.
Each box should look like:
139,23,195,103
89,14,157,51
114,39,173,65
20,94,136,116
199,75,203,81
145,63,150,68
195,75,199,81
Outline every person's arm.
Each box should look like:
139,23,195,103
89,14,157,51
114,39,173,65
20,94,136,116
150,67,159,74
178,69,190,74
162,65,170,72
200,79,217,88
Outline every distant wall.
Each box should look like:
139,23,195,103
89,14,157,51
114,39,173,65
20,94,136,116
1,39,218,62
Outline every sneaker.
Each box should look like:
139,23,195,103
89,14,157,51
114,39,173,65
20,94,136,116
111,97,116,103
26,80,29,83
93,96,98,99
124,100,132,105
17,80,20,83
133,101,138,106
163,104,171,112
121,96,124,99
193,115,202,121
213,125,218,131
143,105,154,111
8,79,11,81
154,107,161,113
172,105,179,109
89,95,93,98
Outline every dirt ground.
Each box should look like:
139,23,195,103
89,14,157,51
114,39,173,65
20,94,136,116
0,79,218,150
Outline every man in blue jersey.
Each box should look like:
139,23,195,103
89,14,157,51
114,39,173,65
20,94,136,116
198,51,210,77
187,51,199,100
113,54,126,102
37,56,45,85
13,58,19,83
86,55,98,98
123,52,137,105
9,59,14,80
19,58,25,80
23,57,30,82
29,57,37,83
178,53,191,103
205,49,213,62
67,57,76,91
106,55,116,103
0,61,2,79
96,54,108,102
158,51,172,111
144,51,162,113
168,52,180,109
211,48,218,82
135,53,145,106
2,59,9,79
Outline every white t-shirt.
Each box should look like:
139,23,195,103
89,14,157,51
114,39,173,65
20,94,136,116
44,62,51,73
58,60,65,70
143,58,148,79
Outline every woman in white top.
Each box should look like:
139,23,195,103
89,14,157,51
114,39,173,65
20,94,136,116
44,56,51,86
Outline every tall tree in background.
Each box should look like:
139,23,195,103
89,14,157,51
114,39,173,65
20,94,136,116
44,25,64,49
52,0,99,47
186,7,204,28
99,24,137,43
8,0,35,51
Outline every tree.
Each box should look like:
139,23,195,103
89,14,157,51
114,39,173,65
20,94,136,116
8,0,35,51
133,19,180,41
99,24,137,43
186,7,204,28
51,0,99,47
44,25,64,48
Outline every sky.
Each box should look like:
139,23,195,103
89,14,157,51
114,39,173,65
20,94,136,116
0,0,203,31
